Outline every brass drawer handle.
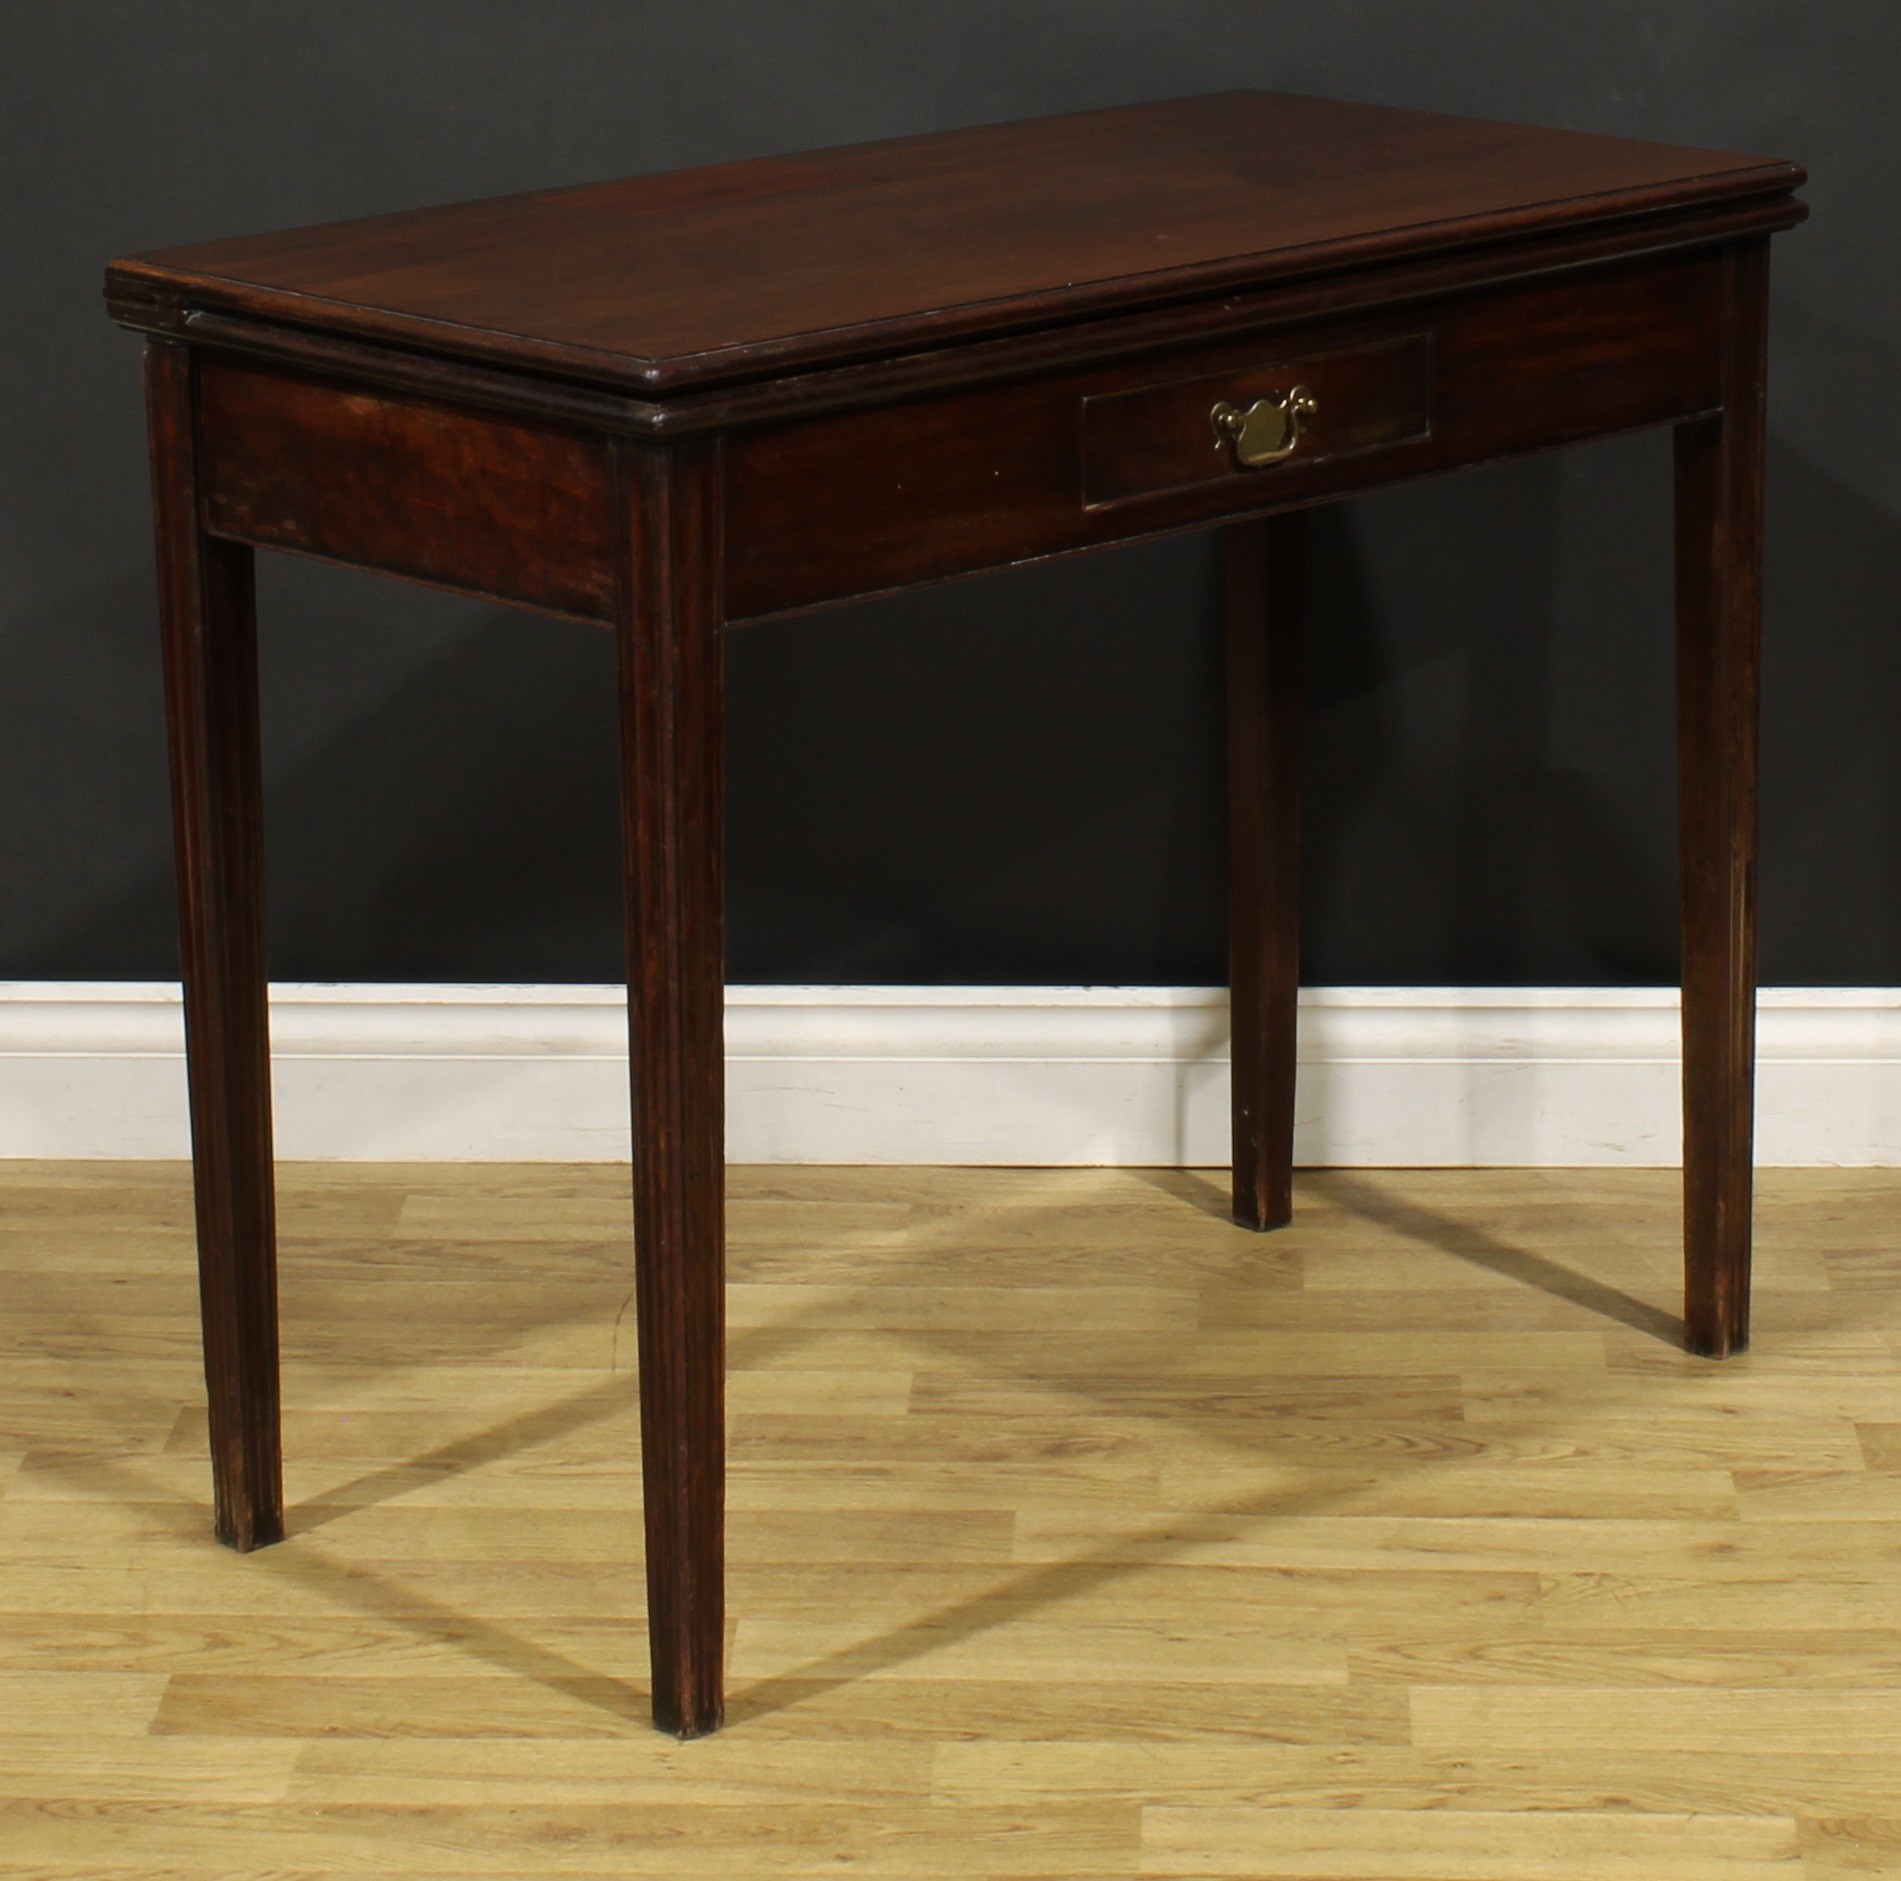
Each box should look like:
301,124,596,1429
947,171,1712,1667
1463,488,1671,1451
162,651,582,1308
1210,385,1318,467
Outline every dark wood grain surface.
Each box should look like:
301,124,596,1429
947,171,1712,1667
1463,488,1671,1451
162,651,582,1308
106,91,1801,394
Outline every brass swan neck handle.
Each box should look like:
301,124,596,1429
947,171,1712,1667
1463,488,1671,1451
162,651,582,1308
1210,385,1318,467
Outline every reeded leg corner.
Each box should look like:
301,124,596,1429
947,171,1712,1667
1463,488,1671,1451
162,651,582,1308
614,439,728,1736
1675,240,1769,1360
1226,511,1305,1233
146,339,285,1549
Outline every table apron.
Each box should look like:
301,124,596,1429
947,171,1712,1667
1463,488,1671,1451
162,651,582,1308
189,246,1724,628
196,353,621,623
724,247,1724,621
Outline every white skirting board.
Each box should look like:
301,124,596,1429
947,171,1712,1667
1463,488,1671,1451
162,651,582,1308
3,982,1899,1165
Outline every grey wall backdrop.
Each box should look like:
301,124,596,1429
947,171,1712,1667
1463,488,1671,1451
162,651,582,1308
1,3,1891,987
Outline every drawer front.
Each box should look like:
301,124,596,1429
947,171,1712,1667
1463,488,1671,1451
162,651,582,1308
1083,334,1432,507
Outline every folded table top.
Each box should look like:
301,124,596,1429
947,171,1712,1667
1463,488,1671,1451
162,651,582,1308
106,90,1803,398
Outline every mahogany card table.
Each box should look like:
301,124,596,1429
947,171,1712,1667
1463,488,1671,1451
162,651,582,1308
107,92,1807,1736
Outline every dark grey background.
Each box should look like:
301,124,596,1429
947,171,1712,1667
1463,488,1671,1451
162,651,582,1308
2,3,1890,987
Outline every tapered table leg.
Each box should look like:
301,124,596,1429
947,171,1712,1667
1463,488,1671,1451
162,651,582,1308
146,340,283,1550
1676,239,1770,1359
1226,511,1305,1231
614,439,727,1737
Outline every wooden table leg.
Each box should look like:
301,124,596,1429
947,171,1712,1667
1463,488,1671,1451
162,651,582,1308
613,439,727,1737
1226,510,1305,1232
1675,238,1770,1359
145,340,284,1550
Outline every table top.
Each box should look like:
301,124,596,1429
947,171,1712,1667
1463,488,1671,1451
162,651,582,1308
108,91,1801,398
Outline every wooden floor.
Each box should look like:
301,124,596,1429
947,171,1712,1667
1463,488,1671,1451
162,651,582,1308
3,1163,1901,1877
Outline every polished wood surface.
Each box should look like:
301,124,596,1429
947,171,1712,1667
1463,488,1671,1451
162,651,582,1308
4,1160,1899,1874
131,187,1796,443
106,92,1799,393
108,92,1808,1733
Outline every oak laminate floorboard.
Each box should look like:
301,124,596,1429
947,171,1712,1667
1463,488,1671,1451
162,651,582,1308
1,1161,1897,1875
